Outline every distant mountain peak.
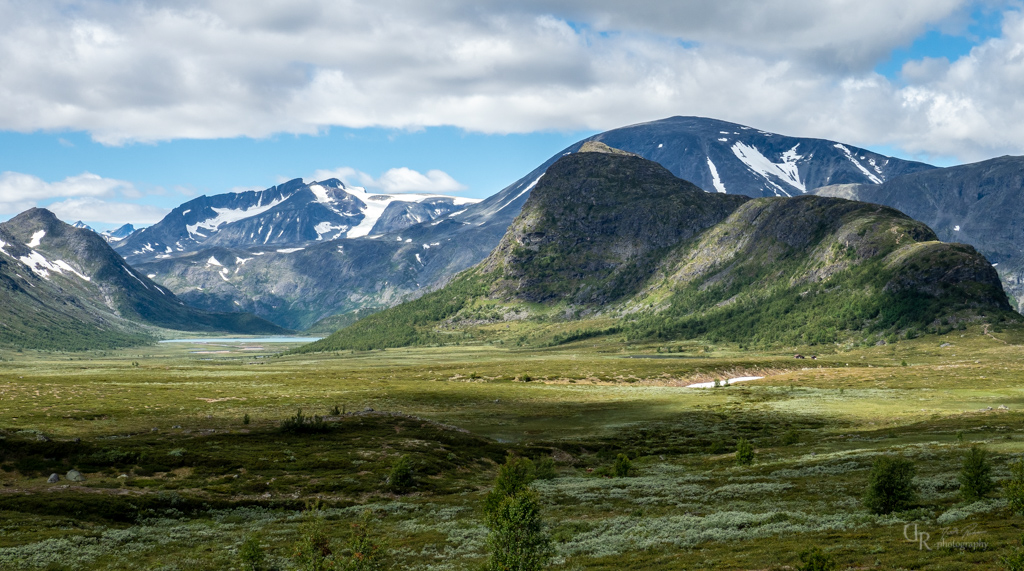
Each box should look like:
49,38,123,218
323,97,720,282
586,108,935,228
117,178,479,261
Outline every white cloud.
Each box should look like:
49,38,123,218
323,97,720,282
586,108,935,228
46,197,169,225
0,171,137,216
0,1,1022,160
311,167,467,193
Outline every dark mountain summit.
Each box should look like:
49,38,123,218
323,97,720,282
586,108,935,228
300,149,1010,352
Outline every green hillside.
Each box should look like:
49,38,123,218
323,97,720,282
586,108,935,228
295,150,1015,354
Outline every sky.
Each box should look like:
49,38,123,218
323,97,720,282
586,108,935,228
1,0,1023,230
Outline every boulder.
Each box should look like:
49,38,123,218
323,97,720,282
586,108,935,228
47,473,60,483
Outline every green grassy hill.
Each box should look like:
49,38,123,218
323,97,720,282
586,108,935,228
296,149,1015,353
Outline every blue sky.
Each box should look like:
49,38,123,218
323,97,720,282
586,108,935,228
1,1,1023,229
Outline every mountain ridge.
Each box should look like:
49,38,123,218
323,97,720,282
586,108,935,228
298,151,1011,352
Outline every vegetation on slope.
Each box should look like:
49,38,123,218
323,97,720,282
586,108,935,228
297,151,1016,353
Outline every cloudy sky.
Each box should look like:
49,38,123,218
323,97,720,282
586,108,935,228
1,0,1022,228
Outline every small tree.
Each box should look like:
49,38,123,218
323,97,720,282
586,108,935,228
959,446,995,502
484,489,552,571
863,455,917,514
484,456,536,517
387,454,415,494
735,438,754,465
239,534,266,571
796,546,836,571
1006,458,1024,516
482,456,551,571
612,453,633,477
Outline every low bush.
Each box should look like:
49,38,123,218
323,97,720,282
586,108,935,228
735,439,754,465
796,546,836,571
281,409,331,435
612,454,633,477
387,455,415,494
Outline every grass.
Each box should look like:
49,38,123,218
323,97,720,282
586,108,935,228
4,327,1024,568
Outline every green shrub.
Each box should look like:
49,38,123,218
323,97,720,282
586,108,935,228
781,430,799,445
243,413,251,425
612,454,633,477
1003,534,1024,571
239,534,266,571
1006,459,1024,516
534,457,557,480
863,455,917,514
387,455,415,494
796,546,836,571
281,409,331,435
336,511,387,571
735,439,754,465
959,446,995,502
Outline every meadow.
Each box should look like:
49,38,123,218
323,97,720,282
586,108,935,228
3,327,1024,569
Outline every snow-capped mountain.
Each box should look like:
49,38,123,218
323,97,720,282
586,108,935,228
71,220,94,231
102,223,137,242
566,116,934,199
117,178,479,262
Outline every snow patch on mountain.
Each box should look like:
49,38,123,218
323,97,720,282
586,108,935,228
314,221,348,240
309,184,334,204
833,144,883,184
496,174,544,214
345,187,478,238
706,158,727,193
26,230,45,248
122,265,149,288
187,198,287,239
730,142,805,194
18,250,91,281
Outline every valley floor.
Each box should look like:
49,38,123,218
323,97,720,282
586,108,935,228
2,328,1024,569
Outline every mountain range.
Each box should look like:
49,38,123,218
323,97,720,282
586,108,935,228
299,147,1012,352
0,209,285,349
116,117,946,330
